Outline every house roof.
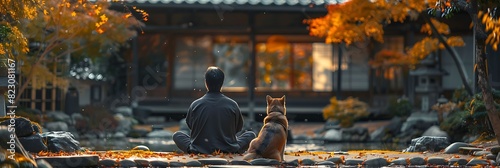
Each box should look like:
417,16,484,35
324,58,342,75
126,0,343,5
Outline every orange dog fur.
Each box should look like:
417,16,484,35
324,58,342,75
243,95,288,162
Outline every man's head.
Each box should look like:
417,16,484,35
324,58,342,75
205,66,225,92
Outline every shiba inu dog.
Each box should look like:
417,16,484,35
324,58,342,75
243,95,288,162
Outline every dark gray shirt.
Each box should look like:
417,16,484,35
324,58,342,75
186,92,243,154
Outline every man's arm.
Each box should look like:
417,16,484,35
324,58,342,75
186,105,193,130
236,106,243,132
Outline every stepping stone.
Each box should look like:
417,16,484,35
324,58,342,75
208,165,274,168
459,147,483,155
444,142,473,154
363,157,388,167
119,159,137,167
466,158,490,166
283,159,299,166
409,157,425,165
344,159,363,165
487,154,497,160
301,158,316,165
199,158,228,165
98,158,118,167
36,159,53,168
490,146,500,155
390,158,407,165
229,160,251,165
473,150,491,156
316,161,335,166
186,160,202,167
169,161,185,167
426,157,447,165
132,145,150,151
135,159,150,167
448,158,468,166
250,158,280,165
36,155,99,167
149,160,169,167
326,156,344,164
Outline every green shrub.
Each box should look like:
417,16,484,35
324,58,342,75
387,97,413,117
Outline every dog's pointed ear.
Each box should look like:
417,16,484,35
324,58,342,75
266,95,272,105
280,95,286,105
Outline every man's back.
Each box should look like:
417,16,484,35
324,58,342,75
186,92,243,154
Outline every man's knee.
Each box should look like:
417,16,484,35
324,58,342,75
173,131,189,142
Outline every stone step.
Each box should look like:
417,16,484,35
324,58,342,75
35,155,99,167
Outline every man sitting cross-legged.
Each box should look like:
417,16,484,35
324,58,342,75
172,66,256,154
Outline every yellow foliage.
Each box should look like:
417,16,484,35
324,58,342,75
421,18,450,35
480,11,500,50
322,97,369,127
306,0,432,45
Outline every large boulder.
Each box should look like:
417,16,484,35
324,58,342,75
0,117,35,137
18,133,48,153
41,131,81,152
0,126,38,167
403,136,449,152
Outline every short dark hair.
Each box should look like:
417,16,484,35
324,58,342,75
205,66,224,92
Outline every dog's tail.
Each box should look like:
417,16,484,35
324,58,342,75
242,152,260,161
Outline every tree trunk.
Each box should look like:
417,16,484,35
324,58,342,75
475,35,500,144
468,0,500,145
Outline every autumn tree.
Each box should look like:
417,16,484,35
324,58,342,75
306,0,500,144
15,0,145,103
0,0,44,61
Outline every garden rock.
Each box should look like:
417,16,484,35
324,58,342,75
422,125,448,138
45,121,69,132
0,126,36,165
400,112,438,133
323,120,341,130
363,157,388,167
301,158,316,165
147,130,173,138
323,129,342,142
18,133,48,153
0,117,35,137
409,157,425,165
198,158,228,165
443,142,473,154
46,111,71,123
114,113,137,135
41,131,81,152
341,127,369,142
403,136,449,152
448,158,468,165
149,160,169,167
427,157,447,165
390,158,407,165
491,146,500,155
114,106,133,117
119,159,137,167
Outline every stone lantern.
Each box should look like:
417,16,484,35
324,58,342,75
410,55,447,112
